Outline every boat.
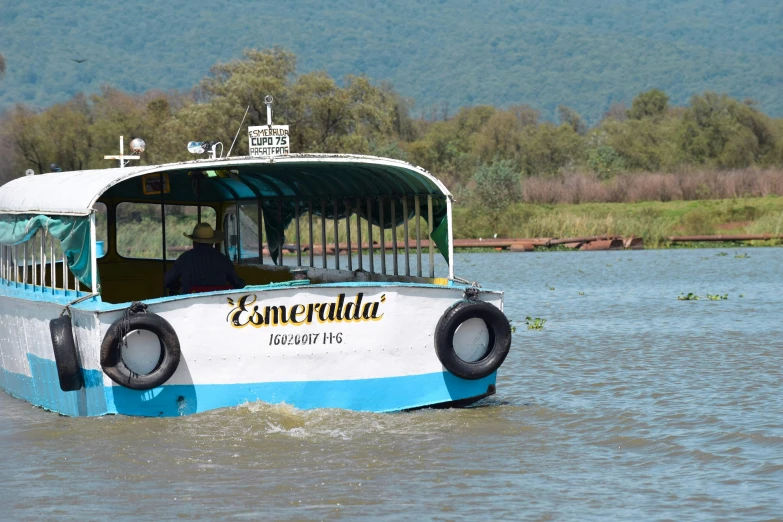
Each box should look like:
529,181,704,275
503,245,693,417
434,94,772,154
0,103,512,416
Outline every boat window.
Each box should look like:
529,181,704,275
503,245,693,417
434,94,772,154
218,196,448,279
94,202,108,258
224,203,261,264
116,202,216,260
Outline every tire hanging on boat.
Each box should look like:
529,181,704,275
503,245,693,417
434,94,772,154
100,302,181,391
49,315,84,392
434,300,511,380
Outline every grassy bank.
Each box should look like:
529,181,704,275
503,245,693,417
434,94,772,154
453,196,783,248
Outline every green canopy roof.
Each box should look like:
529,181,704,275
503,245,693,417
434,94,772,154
101,155,451,203
100,155,453,266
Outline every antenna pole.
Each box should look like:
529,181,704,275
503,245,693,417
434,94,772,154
226,105,250,158
264,94,274,125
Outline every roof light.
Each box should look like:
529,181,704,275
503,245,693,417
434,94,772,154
188,141,208,154
130,138,146,154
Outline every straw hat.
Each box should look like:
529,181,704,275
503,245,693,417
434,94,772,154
184,222,225,243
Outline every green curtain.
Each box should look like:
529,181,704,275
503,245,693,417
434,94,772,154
429,217,450,265
0,214,95,289
261,203,295,266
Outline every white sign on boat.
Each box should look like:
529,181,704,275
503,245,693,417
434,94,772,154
248,125,290,157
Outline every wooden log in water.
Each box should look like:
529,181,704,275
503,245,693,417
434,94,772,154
580,239,625,251
509,242,535,252
624,237,644,249
545,235,622,246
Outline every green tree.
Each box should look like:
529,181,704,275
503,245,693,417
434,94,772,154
558,105,587,135
2,98,92,176
472,105,539,167
407,106,495,185
627,89,669,120
188,48,398,156
678,92,779,168
587,146,626,178
597,116,682,171
518,123,585,176
471,158,522,223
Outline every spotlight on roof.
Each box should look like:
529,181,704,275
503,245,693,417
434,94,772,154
188,141,208,154
130,138,146,154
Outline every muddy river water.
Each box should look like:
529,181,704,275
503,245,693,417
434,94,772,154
1,248,781,520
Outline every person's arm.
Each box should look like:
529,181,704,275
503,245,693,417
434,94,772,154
222,257,245,289
227,266,245,289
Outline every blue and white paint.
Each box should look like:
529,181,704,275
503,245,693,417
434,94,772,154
0,282,502,416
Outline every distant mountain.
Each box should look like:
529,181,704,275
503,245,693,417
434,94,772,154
1,0,781,122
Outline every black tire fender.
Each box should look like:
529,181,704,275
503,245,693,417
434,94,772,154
49,315,84,392
434,300,512,380
100,312,181,391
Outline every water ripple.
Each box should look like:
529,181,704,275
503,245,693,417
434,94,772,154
1,248,783,520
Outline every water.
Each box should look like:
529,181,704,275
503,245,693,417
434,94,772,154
2,248,782,520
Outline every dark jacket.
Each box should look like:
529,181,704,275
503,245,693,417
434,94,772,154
164,242,245,294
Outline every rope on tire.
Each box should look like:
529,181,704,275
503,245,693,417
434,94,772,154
117,301,149,349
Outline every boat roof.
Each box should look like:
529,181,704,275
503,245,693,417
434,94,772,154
0,154,452,216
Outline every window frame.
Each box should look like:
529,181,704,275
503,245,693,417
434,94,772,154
114,201,218,261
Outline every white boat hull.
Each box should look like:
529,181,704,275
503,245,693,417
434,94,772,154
0,283,502,416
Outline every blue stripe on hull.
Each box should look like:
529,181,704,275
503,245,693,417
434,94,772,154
1,354,496,417
0,355,109,416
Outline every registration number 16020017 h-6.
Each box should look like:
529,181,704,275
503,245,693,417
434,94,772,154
268,333,343,346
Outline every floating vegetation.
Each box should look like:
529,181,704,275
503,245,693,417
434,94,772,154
577,291,585,296
716,252,729,257
509,320,517,333
739,294,744,298
678,292,730,301
734,252,750,258
526,316,547,330
548,286,555,291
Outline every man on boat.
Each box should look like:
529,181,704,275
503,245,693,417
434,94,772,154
164,223,245,294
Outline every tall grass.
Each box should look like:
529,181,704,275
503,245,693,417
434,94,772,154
454,197,783,247
521,168,783,204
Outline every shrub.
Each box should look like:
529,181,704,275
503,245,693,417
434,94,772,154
472,158,522,214
588,145,626,179
627,89,670,120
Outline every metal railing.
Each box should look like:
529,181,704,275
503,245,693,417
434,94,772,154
230,195,445,279
0,228,79,295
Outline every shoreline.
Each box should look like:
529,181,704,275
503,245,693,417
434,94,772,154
451,196,783,249
277,238,781,256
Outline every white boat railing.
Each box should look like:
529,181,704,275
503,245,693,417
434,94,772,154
1,228,79,295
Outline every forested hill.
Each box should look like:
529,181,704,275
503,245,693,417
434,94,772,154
1,0,781,122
